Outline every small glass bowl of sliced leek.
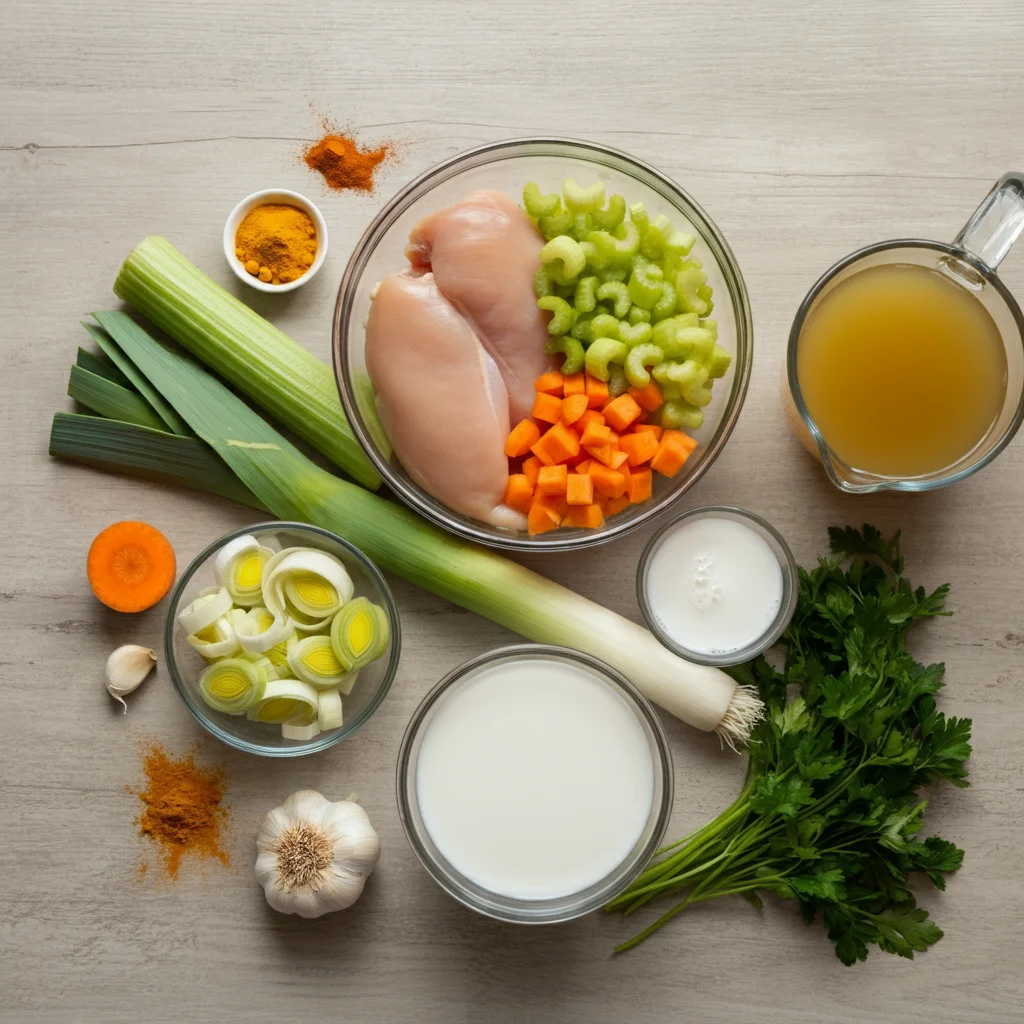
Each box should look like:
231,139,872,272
164,521,400,756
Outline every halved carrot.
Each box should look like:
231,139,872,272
522,455,542,488
564,503,605,529
534,370,565,396
505,474,534,512
563,372,586,397
87,520,176,613
528,500,562,536
560,393,589,425
618,431,660,467
537,464,568,496
532,421,581,465
628,468,653,503
603,394,643,432
627,382,665,412
505,419,541,458
585,374,609,409
577,409,606,432
531,392,563,424
632,423,664,440
604,493,630,517
580,421,612,447
566,472,594,506
589,463,627,498
650,431,698,478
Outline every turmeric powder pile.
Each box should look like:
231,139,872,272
235,203,318,285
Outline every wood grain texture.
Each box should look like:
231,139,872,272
2,0,1023,1020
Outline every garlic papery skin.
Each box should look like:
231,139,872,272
255,790,380,918
105,644,157,713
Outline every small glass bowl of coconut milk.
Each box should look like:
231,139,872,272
396,645,673,924
637,506,799,667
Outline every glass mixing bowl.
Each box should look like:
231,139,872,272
164,522,401,757
333,137,752,552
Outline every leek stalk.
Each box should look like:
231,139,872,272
67,364,166,432
53,311,762,744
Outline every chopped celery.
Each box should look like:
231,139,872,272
641,215,676,260
701,318,719,341
624,344,665,388
540,235,587,283
612,221,640,262
586,230,617,268
563,178,606,213
538,208,572,239
665,230,696,256
571,212,593,239
607,363,629,396
591,194,625,230
629,202,649,233
596,281,631,319
675,266,710,316
545,335,585,374
585,338,628,382
574,276,599,313
661,399,705,430
706,344,732,379
616,321,652,348
597,265,628,284
537,296,577,335
570,310,598,342
628,262,664,309
523,183,562,219
628,306,651,325
697,283,715,314
591,313,621,339
651,281,676,323
533,265,559,298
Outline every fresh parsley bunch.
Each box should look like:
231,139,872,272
609,526,972,964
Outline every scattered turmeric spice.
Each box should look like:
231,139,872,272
303,132,391,193
131,741,229,879
235,203,318,285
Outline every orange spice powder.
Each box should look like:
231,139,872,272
131,742,229,879
303,132,391,193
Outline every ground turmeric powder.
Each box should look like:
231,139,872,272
235,203,318,285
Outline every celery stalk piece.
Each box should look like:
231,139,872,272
570,311,598,343
538,208,572,239
660,399,705,430
607,363,629,397
112,238,381,490
540,235,587,281
76,346,133,390
591,194,625,231
616,321,653,348
595,281,631,319
49,412,265,509
69,313,759,744
544,335,585,375
628,306,651,325
537,296,577,335
68,365,166,432
573,276,599,313
624,344,665,388
522,183,562,219
650,281,677,323
585,338,628,382
628,202,650,233
84,321,189,435
563,178,606,213
628,262,665,310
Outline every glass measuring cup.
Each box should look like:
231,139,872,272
786,172,1024,493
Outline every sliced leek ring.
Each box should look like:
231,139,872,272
178,586,233,635
330,597,385,672
317,688,343,731
245,679,319,724
237,605,294,654
370,604,392,660
198,657,264,714
214,535,273,606
237,651,279,682
262,548,354,630
337,669,359,697
286,634,352,689
281,719,321,741
187,615,240,659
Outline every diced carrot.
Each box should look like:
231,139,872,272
534,370,565,396
607,430,621,445
553,495,570,518
574,459,593,476
589,463,627,498
521,455,542,488
563,372,586,397
628,468,653,503
609,449,630,470
560,393,589,425
580,421,612,447
650,431,697,478
633,423,663,440
627,382,665,412
506,419,541,458
619,431,660,466
577,409,606,432
531,392,563,424
584,443,619,467
532,421,581,465
566,472,594,506
505,474,534,512
537,464,568,496
603,394,643,432
604,493,630,517
634,409,649,424
528,501,562,536
564,503,605,529
585,374,610,408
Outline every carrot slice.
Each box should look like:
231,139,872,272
527,501,562,536
505,474,534,512
564,503,605,529
537,464,568,496
534,370,565,395
531,392,563,424
603,394,643,432
604,493,630,517
589,463,627,498
580,421,612,447
585,374,609,409
560,393,589,425
87,520,176,613
632,423,663,440
618,431,660,466
628,468,653,503
627,382,665,412
563,372,586,397
505,419,541,458
566,472,594,506
521,455,542,488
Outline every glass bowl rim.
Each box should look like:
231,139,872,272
332,135,753,552
394,642,674,924
163,520,402,757
636,505,799,667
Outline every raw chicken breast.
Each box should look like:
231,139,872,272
405,189,551,421
365,270,526,531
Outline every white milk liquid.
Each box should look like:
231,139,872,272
415,658,654,900
645,516,783,655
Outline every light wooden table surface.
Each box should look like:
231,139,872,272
3,2,1023,1021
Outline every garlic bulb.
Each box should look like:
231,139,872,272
105,644,157,713
255,790,380,918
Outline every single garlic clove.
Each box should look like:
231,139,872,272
105,644,157,714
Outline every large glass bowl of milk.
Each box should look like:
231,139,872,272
396,645,673,923
637,506,799,667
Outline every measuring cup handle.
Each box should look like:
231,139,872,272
954,172,1024,271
